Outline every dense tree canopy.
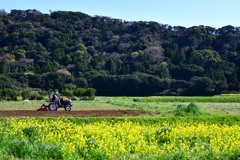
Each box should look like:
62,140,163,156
0,9,240,96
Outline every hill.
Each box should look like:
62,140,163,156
0,9,240,96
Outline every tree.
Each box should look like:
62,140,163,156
0,75,13,88
189,49,222,68
15,49,26,59
62,88,74,98
84,88,96,100
28,74,43,88
170,80,191,96
0,10,240,95
22,89,31,100
74,88,95,100
76,77,88,88
189,77,215,95
105,59,117,74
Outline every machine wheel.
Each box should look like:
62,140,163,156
48,103,58,111
64,105,71,111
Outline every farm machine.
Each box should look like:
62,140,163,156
37,97,73,111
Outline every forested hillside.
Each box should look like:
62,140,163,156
0,9,240,96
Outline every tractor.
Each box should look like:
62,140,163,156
37,97,73,111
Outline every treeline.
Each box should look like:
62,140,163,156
0,9,240,96
0,88,96,101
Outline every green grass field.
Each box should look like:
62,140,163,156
1,96,240,159
105,96,240,115
1,96,240,115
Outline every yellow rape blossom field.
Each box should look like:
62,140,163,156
0,117,240,159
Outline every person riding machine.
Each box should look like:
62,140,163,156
48,92,72,111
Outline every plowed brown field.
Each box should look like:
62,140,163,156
0,110,152,117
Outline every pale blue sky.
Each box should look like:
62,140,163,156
1,0,240,28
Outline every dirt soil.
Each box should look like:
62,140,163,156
0,110,153,117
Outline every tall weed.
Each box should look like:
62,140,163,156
173,103,203,116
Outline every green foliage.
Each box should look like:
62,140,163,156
190,76,215,95
91,74,170,96
173,103,203,116
29,92,44,100
75,77,88,88
155,126,172,143
15,49,26,59
22,89,31,100
3,139,63,159
0,10,240,96
62,88,74,98
1,116,240,160
74,88,96,100
84,88,96,100
0,88,19,100
190,49,222,68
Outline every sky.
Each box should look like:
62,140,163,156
1,0,240,28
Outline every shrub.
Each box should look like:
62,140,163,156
29,92,44,100
62,89,74,98
0,88,20,101
74,88,96,100
16,96,23,101
174,103,202,116
22,89,31,100
84,88,96,100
